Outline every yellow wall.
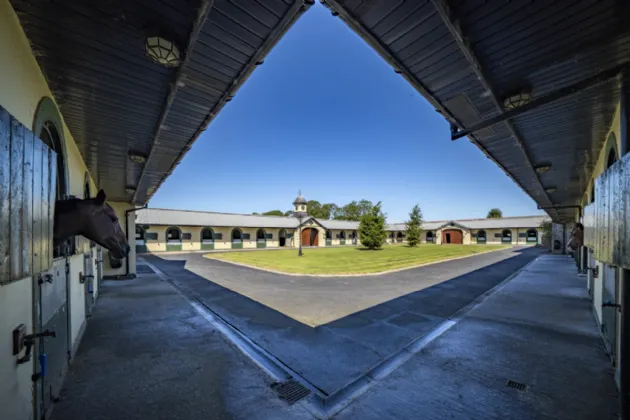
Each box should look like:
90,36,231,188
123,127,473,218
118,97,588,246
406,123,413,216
0,5,138,419
145,225,295,251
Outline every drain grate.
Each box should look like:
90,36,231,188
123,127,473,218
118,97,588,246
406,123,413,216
271,379,311,405
136,265,155,274
506,379,527,391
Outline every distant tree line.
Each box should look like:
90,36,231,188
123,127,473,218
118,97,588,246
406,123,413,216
253,199,378,221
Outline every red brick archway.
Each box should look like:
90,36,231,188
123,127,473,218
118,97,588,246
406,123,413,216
301,228,319,246
442,229,463,244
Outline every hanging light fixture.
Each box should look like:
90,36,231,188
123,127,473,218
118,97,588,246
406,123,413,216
545,187,557,194
535,163,552,174
145,36,181,67
503,88,532,110
128,150,147,164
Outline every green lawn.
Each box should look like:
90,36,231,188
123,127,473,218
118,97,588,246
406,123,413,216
205,244,509,275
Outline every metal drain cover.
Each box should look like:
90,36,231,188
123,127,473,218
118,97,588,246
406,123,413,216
506,379,527,391
136,265,155,274
271,379,310,405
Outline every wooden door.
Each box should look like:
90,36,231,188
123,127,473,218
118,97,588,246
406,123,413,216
301,228,311,246
311,229,319,246
443,229,463,244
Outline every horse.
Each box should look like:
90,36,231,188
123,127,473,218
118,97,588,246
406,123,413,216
53,189,130,259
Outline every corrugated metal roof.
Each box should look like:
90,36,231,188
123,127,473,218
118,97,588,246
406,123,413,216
137,208,301,228
322,0,630,223
315,219,359,230
11,0,312,203
389,215,549,231
137,208,548,231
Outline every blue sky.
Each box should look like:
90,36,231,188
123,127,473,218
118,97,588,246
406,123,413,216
150,3,543,223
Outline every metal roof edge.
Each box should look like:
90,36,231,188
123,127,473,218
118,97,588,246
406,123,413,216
141,0,315,205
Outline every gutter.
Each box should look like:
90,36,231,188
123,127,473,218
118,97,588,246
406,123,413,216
125,204,148,276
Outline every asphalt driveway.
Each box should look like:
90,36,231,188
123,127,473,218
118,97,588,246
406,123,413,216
143,246,544,397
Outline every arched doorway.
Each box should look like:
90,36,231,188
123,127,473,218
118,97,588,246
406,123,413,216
279,229,287,247
426,231,434,243
201,227,214,250
39,118,70,258
256,228,267,249
135,226,146,253
302,228,319,247
396,231,403,243
166,226,182,251
339,230,346,245
501,229,512,243
606,133,618,170
325,230,332,246
526,228,538,243
231,228,243,249
476,230,486,244
442,229,463,244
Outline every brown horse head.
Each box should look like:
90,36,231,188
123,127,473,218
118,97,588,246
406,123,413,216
54,189,131,259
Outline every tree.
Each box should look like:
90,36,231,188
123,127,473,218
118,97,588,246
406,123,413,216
406,204,423,247
487,208,503,218
358,201,387,250
262,210,284,217
320,203,337,219
252,212,259,215
334,200,374,221
540,219,552,246
284,210,294,217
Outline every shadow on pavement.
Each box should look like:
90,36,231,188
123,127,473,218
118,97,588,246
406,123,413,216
143,247,544,396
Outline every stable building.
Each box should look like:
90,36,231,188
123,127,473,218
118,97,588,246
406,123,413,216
135,204,548,253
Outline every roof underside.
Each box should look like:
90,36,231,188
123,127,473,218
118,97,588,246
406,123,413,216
323,0,630,222
11,0,312,203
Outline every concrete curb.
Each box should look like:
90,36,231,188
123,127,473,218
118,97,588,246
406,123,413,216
202,246,515,277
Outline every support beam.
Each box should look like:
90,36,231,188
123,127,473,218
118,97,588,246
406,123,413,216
430,0,557,219
451,63,628,141
620,72,630,420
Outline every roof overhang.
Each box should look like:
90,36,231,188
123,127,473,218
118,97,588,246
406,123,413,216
322,0,630,222
11,0,313,204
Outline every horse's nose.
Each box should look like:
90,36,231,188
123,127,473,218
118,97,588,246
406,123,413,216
122,243,131,256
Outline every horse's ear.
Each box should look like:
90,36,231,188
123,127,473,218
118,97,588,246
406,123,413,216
95,189,107,205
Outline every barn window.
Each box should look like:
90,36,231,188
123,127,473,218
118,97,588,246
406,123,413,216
339,231,346,239
135,226,145,243
145,232,158,241
476,230,486,243
326,230,332,239
352,230,357,239
501,229,512,243
166,227,181,243
232,228,242,243
397,231,403,242
201,228,214,242
527,228,538,243
426,231,434,242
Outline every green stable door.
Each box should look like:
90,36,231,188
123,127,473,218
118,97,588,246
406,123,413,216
166,241,182,251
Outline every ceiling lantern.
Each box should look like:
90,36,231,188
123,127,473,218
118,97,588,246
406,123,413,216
145,36,181,68
503,88,532,110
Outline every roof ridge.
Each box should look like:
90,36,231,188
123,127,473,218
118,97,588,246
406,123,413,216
139,207,297,219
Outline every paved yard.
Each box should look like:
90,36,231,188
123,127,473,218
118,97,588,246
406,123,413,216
206,243,508,274
54,251,618,420
144,246,543,396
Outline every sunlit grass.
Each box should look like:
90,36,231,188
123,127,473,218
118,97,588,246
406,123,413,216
205,244,509,275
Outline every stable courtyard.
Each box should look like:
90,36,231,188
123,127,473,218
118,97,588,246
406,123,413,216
206,243,509,275
51,247,618,420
